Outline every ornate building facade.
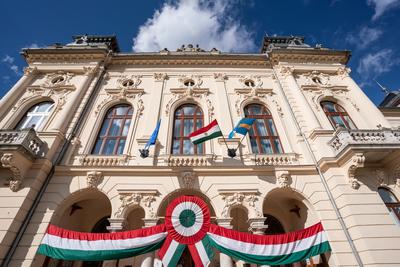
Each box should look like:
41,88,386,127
0,35,399,267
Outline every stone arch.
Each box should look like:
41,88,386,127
263,188,319,232
156,188,217,221
50,188,112,231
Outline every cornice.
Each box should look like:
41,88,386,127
268,49,351,65
22,48,109,63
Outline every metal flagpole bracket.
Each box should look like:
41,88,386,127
139,149,149,158
227,148,237,158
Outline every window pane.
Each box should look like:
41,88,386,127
343,116,356,129
103,139,116,155
92,139,102,154
255,119,268,136
109,119,123,136
251,105,262,115
261,139,273,154
115,106,129,115
196,118,203,131
174,119,181,136
268,119,277,135
172,140,180,154
196,144,204,154
183,119,194,136
322,102,335,112
25,116,42,129
182,106,194,115
122,119,131,136
196,108,203,115
117,139,126,155
36,102,53,112
274,139,283,153
183,140,194,154
250,138,259,154
99,119,110,136
331,116,346,128
379,188,398,203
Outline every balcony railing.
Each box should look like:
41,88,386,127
244,153,298,166
0,129,45,158
163,154,215,167
329,128,400,154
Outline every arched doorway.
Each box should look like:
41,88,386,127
41,189,111,267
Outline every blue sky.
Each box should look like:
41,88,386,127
1,0,399,105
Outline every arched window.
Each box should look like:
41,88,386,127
378,187,400,223
92,104,133,155
172,104,204,155
244,104,283,154
321,101,356,129
15,101,54,131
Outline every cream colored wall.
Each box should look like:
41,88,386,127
0,55,399,267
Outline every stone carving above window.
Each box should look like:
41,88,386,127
178,75,203,89
114,192,157,219
117,75,142,89
153,73,169,82
303,71,331,87
239,75,263,89
220,191,262,218
0,154,22,192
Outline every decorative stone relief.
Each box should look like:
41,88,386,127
153,73,169,82
117,75,142,89
303,71,331,87
114,192,157,219
178,75,203,89
43,71,74,88
86,171,103,188
337,66,351,79
213,73,228,82
348,153,365,189
375,169,386,186
278,66,294,77
239,75,263,89
275,170,291,188
180,171,196,189
23,66,38,76
0,154,22,192
221,192,261,218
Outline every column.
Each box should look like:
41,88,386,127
51,68,97,132
248,217,269,267
275,65,321,132
140,219,158,267
216,218,235,267
0,67,37,120
103,218,127,267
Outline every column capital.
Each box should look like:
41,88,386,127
248,217,267,235
216,217,232,229
107,218,127,232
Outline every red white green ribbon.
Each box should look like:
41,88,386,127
38,195,331,266
159,196,214,267
37,224,166,261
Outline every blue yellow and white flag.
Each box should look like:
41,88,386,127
228,118,256,139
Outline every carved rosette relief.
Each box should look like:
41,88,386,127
86,171,103,188
13,71,76,112
0,154,23,192
220,192,262,218
114,193,157,219
348,153,365,189
95,74,145,116
165,74,214,119
275,170,291,188
153,73,169,82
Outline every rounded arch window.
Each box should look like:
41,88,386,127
51,76,65,84
378,187,400,223
244,104,283,154
122,79,134,87
321,101,356,129
183,79,195,87
16,101,55,131
92,104,133,155
172,104,204,155
244,79,255,87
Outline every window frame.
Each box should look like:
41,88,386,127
244,103,284,154
171,103,204,155
378,187,400,223
15,101,55,131
320,101,356,130
91,104,133,156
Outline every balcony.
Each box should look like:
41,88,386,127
328,128,400,157
0,129,46,191
162,154,215,167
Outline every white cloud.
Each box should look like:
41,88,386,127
132,0,256,52
2,55,15,64
367,0,400,20
346,26,383,49
26,43,39,49
357,49,398,77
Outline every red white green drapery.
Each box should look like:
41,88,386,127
38,196,331,266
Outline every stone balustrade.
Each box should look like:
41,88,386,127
164,154,214,167
79,155,128,167
245,153,298,166
329,128,400,154
0,128,45,158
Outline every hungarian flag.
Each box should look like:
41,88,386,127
189,119,223,145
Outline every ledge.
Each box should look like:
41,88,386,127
78,154,128,167
160,154,215,167
243,153,299,166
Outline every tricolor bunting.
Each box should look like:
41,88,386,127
228,118,256,138
189,119,223,145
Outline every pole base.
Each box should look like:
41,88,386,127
227,148,236,158
139,149,149,158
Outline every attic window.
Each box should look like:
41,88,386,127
51,76,65,84
184,79,195,87
312,77,322,84
122,79,134,87
244,79,255,87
